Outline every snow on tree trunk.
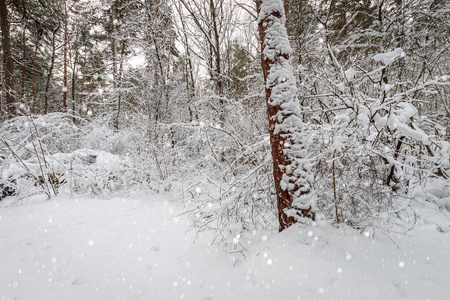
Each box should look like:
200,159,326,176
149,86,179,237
256,0,315,231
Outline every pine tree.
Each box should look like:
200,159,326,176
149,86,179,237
0,0,15,118
256,0,315,231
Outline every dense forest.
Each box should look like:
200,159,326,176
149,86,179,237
0,0,449,247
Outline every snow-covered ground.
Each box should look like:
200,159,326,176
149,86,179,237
1,192,449,300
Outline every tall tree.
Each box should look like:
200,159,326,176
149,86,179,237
178,0,238,123
256,0,315,231
0,0,15,118
43,6,61,114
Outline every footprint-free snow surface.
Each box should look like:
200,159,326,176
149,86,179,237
1,193,449,300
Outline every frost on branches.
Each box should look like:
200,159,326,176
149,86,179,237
257,0,315,231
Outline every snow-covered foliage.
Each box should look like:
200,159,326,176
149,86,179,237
0,113,83,158
0,113,84,201
0,113,162,200
286,0,450,228
165,100,278,251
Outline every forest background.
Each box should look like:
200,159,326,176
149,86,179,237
0,0,449,250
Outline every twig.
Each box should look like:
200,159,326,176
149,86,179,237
374,226,400,249
0,138,50,199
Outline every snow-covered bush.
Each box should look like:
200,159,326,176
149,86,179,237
0,113,159,200
51,149,141,195
294,43,450,228
160,93,282,252
0,113,83,159
186,133,277,252
0,113,84,200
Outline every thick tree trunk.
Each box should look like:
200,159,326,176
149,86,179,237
0,0,15,117
256,0,315,231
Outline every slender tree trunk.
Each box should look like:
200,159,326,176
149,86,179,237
79,70,84,116
20,33,26,102
256,0,315,231
63,0,68,112
114,40,126,131
44,10,61,114
0,0,15,117
111,7,117,89
19,0,28,104
30,39,39,113
72,48,78,116
79,46,88,116
209,0,222,96
20,26,26,101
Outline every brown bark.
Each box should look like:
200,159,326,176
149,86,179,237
114,40,127,131
30,40,39,113
111,7,117,89
20,0,27,103
63,0,68,112
79,70,84,116
72,50,77,113
386,136,404,188
44,12,61,114
79,46,89,116
257,0,314,231
0,0,15,117
209,0,223,96
20,25,26,102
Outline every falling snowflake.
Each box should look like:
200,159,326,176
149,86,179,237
233,235,240,244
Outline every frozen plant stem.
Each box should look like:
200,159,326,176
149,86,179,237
0,138,50,199
28,115,58,196
333,150,339,224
